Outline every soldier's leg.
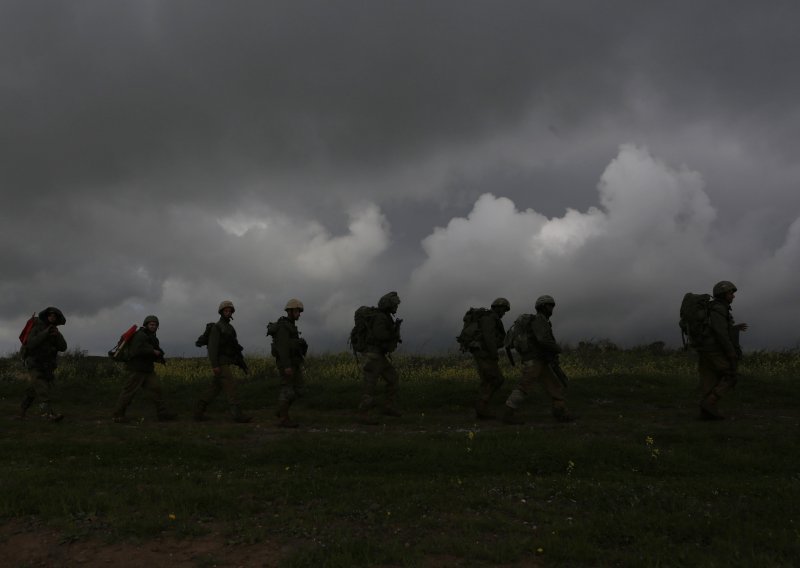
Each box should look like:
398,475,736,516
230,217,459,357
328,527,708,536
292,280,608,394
503,361,537,424
219,366,250,423
276,366,301,427
539,364,573,422
475,357,503,419
29,368,62,421
113,371,146,421
698,352,730,419
357,354,380,424
17,374,38,419
140,373,176,420
382,358,401,417
195,373,223,420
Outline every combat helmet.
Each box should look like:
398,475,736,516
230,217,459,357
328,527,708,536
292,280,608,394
535,295,556,310
378,291,401,310
39,307,66,325
491,297,511,311
218,300,236,315
284,298,304,312
712,281,737,298
143,315,160,326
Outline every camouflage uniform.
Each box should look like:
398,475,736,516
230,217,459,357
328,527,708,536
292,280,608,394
195,301,251,422
112,316,176,422
696,281,745,419
358,292,402,423
19,307,67,421
471,298,510,419
271,299,308,427
504,296,573,423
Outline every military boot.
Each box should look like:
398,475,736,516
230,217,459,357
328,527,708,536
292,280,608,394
193,400,210,421
41,406,64,423
700,394,724,420
552,407,575,423
15,395,35,420
356,410,380,425
382,406,402,418
230,405,252,423
502,405,524,425
475,400,496,420
276,402,298,428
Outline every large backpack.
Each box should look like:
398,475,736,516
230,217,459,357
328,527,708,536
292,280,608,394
456,307,491,352
195,322,216,348
679,293,713,349
504,313,535,354
348,306,381,353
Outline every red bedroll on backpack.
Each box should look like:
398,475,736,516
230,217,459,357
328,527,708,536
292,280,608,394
19,313,37,345
109,324,138,358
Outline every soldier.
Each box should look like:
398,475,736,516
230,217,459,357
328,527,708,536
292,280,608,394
17,307,67,422
356,291,403,425
503,295,574,424
696,281,748,420
269,299,309,428
468,298,511,420
111,315,177,423
194,300,252,423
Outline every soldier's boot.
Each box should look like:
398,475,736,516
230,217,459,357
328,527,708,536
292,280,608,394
276,402,299,428
382,406,402,418
475,400,496,420
502,405,524,425
193,400,210,421
230,405,252,424
356,409,380,425
552,406,575,423
15,395,35,420
700,394,724,420
41,405,64,423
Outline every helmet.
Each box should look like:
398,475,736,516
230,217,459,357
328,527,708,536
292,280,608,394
284,298,304,312
535,295,556,310
491,297,511,311
39,307,66,325
143,315,159,326
378,291,401,310
713,281,737,297
218,300,236,315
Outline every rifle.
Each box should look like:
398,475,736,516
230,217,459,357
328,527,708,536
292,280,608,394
547,356,569,388
234,347,249,375
505,346,516,367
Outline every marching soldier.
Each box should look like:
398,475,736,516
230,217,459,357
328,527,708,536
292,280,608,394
269,299,309,428
17,307,67,422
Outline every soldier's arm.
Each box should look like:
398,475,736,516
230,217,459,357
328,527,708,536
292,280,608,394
25,323,50,350
480,314,498,352
709,305,736,358
532,318,561,354
371,314,396,343
54,330,67,352
208,324,221,368
274,323,292,366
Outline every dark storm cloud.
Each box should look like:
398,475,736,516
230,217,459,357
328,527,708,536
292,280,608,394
2,1,800,353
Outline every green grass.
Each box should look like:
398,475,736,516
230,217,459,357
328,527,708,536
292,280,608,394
1,347,799,566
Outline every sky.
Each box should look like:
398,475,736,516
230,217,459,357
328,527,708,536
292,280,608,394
2,1,799,357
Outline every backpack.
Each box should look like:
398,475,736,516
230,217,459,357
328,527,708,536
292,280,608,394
18,312,37,359
348,306,381,353
108,325,138,363
504,313,535,354
679,293,712,349
455,307,491,352
195,322,216,348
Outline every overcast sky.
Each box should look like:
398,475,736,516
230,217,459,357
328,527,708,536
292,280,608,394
2,1,799,357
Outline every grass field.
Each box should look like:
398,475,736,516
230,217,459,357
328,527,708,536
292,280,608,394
1,345,799,567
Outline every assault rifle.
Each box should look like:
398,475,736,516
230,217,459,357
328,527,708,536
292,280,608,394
505,346,516,367
547,355,569,388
